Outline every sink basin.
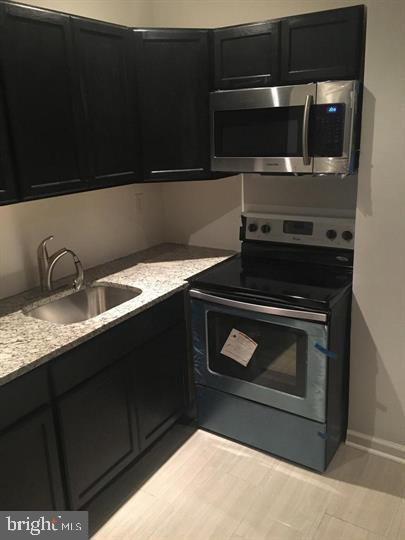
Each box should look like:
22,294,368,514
24,285,142,324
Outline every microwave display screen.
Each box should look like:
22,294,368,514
283,220,314,236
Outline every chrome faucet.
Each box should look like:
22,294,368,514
37,236,84,292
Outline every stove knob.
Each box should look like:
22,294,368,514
248,223,258,232
261,224,271,234
342,230,353,241
326,229,337,240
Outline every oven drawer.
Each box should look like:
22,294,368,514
196,385,328,472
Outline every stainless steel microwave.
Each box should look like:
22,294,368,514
210,80,360,176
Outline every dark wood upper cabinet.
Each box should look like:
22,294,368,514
135,29,211,181
71,18,141,187
213,21,280,90
0,3,87,200
280,5,365,84
0,2,366,203
0,82,17,204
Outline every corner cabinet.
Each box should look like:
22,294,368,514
213,21,280,90
0,3,87,200
50,291,187,509
134,29,212,181
71,18,141,188
280,6,366,84
213,6,366,89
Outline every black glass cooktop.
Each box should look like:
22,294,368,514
189,254,353,311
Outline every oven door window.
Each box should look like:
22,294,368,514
214,106,304,158
207,311,307,397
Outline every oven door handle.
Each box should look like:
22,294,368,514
302,94,313,166
189,289,327,323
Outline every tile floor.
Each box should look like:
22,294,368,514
93,426,405,540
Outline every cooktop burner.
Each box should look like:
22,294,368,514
189,254,352,310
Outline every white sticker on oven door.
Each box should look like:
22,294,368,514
220,328,258,367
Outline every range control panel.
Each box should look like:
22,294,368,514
242,212,355,249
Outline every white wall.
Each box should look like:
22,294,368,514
156,0,405,453
347,0,405,451
0,184,164,298
18,0,153,26
161,176,242,251
243,174,358,214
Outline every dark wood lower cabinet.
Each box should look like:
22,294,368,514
0,407,65,510
57,360,140,509
0,292,188,513
135,321,187,449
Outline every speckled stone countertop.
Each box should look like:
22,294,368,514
0,243,234,387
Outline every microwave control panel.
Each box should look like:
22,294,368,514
310,104,345,157
242,212,355,249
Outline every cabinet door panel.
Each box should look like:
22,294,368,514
72,19,140,187
214,21,280,89
281,6,365,83
136,29,210,181
0,408,65,511
0,4,86,199
134,322,187,449
0,82,17,204
58,361,139,509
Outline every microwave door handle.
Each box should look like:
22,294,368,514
302,94,313,166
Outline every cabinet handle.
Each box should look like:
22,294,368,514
302,94,313,166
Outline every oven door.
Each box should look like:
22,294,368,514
190,290,329,423
210,84,317,174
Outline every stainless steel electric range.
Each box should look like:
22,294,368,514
188,212,354,472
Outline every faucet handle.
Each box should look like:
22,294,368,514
38,235,54,259
40,235,54,246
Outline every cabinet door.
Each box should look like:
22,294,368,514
213,21,280,89
280,6,365,84
0,4,86,200
134,321,187,450
72,18,141,188
0,82,17,205
0,408,65,511
57,361,139,509
135,29,210,181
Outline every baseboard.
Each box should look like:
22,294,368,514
346,429,405,464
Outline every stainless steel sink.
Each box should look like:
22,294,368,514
24,285,142,324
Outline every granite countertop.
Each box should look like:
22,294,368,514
0,243,234,387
